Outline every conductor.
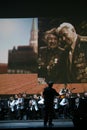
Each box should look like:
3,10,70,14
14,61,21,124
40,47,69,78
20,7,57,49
43,81,59,127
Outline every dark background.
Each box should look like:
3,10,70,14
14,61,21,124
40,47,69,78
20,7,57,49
0,0,87,18
0,1,86,33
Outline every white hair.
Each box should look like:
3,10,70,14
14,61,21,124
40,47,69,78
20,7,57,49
56,22,75,34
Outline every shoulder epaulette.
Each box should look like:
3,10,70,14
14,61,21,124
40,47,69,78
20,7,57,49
39,46,47,50
80,36,87,42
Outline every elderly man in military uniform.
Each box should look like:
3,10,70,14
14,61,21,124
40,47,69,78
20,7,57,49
38,28,61,83
56,22,87,83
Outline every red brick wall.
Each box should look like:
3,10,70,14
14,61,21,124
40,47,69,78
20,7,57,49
0,64,8,74
0,74,87,95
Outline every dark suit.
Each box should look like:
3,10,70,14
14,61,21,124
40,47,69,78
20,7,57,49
43,85,59,126
72,96,87,128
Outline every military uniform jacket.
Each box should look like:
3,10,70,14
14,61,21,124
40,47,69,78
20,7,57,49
38,46,61,83
65,35,87,83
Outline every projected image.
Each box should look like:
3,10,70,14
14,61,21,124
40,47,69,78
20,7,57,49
0,18,38,74
38,17,87,84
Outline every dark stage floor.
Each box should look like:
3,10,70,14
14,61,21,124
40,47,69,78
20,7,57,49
0,119,74,129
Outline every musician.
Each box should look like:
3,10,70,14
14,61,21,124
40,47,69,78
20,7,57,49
59,83,69,96
43,81,59,127
59,92,70,119
72,92,87,127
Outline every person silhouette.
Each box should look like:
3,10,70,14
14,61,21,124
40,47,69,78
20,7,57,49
43,81,59,127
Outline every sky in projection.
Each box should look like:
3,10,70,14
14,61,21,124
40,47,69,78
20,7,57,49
0,18,38,63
